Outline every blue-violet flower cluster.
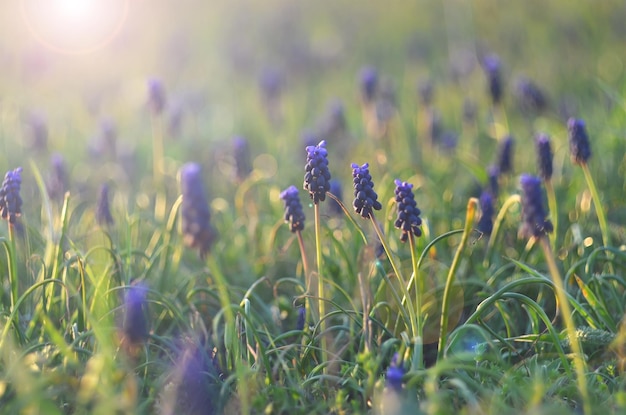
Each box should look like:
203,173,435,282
351,163,382,219
303,140,331,204
393,180,422,243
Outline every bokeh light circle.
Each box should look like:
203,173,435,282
21,0,128,54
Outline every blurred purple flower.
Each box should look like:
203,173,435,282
0,168,23,224
496,135,514,175
567,118,592,165
122,283,149,345
46,153,69,201
148,78,167,115
233,136,252,182
535,133,553,181
180,163,216,258
476,191,494,236
482,54,503,105
359,66,378,103
96,183,114,226
520,174,553,238
279,185,306,233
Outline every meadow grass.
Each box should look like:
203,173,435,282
1,1,626,414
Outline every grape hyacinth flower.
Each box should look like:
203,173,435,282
147,78,166,115
519,174,553,238
328,179,344,217
351,163,382,219
24,112,48,151
476,191,494,236
160,341,221,415
46,153,68,201
567,118,592,165
487,165,499,197
280,185,306,233
122,283,149,345
417,79,434,107
296,306,306,332
180,163,215,258
96,183,114,226
482,54,503,105
536,133,553,181
385,353,405,392
515,77,548,114
0,167,23,224
233,136,252,182
496,135,514,175
303,140,331,204
393,180,422,243
359,66,378,104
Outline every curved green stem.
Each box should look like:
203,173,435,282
314,203,328,368
544,179,558,249
438,197,477,361
581,162,610,249
539,237,590,415
368,215,417,340
408,233,423,370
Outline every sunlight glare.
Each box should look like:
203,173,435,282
21,0,128,54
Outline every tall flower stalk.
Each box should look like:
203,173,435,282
303,140,331,367
393,179,424,369
351,163,418,360
536,133,556,247
148,78,167,220
520,174,590,415
0,167,23,311
279,186,311,317
568,118,610,249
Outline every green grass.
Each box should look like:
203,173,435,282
1,0,626,414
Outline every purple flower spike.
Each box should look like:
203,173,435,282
482,54,503,105
393,180,422,243
162,341,221,415
535,133,553,181
328,179,344,217
497,135,514,175
0,168,23,224
351,163,382,219
487,165,499,197
280,185,306,233
47,154,68,201
233,136,252,181
568,118,592,165
303,140,331,204
359,66,378,103
147,78,166,115
181,163,215,258
476,191,495,236
385,353,405,392
96,183,114,226
520,174,553,238
122,283,149,345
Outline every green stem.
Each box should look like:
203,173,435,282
296,229,314,325
408,233,423,370
539,237,590,415
207,255,250,415
437,198,477,361
314,203,328,368
8,224,18,312
544,179,558,249
581,162,610,248
368,216,417,340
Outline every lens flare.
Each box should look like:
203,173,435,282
21,0,128,54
